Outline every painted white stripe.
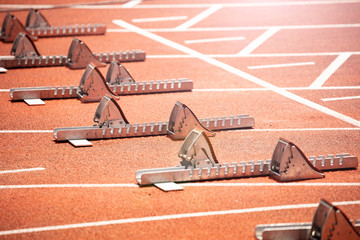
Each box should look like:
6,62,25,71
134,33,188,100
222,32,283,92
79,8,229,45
1,200,359,235
0,184,137,189
175,4,223,30
2,86,360,94
310,53,352,88
107,23,360,32
248,62,315,69
0,130,52,133
183,182,360,187
322,95,360,102
185,36,245,44
238,27,280,55
122,0,142,8
132,16,188,23
0,128,359,135
113,20,360,127
0,167,45,174
1,182,359,190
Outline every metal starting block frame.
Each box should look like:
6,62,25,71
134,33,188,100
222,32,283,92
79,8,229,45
10,62,193,105
255,199,360,240
53,97,255,146
136,130,358,191
1,9,106,43
0,33,145,70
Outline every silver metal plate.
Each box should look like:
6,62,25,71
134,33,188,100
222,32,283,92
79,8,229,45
154,182,183,192
68,139,93,147
24,98,45,105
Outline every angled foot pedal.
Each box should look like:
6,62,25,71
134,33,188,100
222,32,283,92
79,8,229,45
1,10,106,42
255,199,360,240
54,96,254,146
10,62,193,104
136,133,358,190
0,33,145,69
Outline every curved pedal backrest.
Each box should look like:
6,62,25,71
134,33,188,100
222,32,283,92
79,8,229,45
66,38,106,69
77,64,118,102
10,33,40,58
310,199,360,240
93,95,129,128
178,129,219,169
168,101,215,140
25,9,50,28
106,61,135,85
1,13,29,42
269,138,324,181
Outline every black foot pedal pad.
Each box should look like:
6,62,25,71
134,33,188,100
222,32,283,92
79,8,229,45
136,132,358,191
255,199,360,240
53,96,254,146
1,9,106,42
10,62,193,105
0,33,145,70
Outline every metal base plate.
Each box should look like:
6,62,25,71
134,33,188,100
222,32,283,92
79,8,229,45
154,182,183,192
68,139,93,147
24,98,45,105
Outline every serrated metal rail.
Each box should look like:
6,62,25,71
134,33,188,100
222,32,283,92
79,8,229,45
10,79,193,101
26,24,106,37
137,154,358,185
54,115,253,141
109,79,193,95
0,50,145,69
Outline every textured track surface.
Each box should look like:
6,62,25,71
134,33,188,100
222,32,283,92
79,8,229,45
0,0,359,239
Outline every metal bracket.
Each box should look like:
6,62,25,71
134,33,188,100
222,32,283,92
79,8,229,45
255,199,360,240
53,97,255,145
93,95,129,128
136,132,358,188
0,33,146,69
1,9,106,42
10,62,193,104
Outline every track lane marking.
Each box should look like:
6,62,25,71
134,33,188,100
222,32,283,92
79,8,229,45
175,4,223,30
132,16,188,23
0,128,359,134
185,36,245,44
108,23,360,32
0,167,45,174
310,53,352,88
248,62,315,69
113,20,360,127
1,182,360,189
5,0,358,9
322,95,360,102
121,0,142,8
237,28,280,55
1,200,359,235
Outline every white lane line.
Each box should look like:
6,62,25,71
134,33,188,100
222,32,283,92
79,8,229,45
0,167,45,174
309,53,352,89
0,128,359,135
237,27,280,55
132,16,188,23
0,130,52,133
2,86,360,93
107,23,360,32
1,182,360,189
122,0,142,8
248,62,315,69
322,95,360,102
1,200,359,235
175,4,223,30
185,36,245,44
113,20,360,128
0,184,137,189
